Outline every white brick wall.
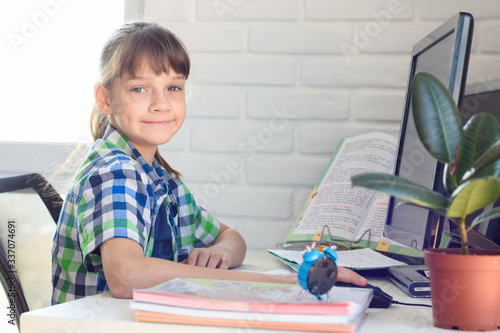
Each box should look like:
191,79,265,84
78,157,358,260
138,0,500,250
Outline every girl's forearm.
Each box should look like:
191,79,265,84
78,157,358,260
211,226,247,268
103,243,295,298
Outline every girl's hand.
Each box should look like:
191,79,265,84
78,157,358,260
185,246,233,269
337,266,368,286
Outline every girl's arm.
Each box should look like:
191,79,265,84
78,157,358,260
101,237,368,299
100,237,297,299
179,224,368,289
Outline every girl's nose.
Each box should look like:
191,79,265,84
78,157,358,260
150,90,171,112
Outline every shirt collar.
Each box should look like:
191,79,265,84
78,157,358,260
102,124,169,196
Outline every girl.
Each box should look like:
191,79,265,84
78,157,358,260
51,21,366,304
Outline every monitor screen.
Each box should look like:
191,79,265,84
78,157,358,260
384,12,474,250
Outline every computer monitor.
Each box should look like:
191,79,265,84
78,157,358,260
383,12,474,250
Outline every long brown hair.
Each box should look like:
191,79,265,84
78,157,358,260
90,21,190,178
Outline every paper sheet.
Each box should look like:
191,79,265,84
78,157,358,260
268,248,407,271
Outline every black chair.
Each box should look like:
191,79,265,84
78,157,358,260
0,173,63,330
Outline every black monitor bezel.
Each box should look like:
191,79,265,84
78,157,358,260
384,12,474,250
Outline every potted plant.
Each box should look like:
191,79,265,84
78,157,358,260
351,72,500,331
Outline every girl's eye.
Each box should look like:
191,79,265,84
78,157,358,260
132,87,145,93
167,86,182,92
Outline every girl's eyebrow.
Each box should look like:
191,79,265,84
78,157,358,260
169,75,187,81
125,74,186,81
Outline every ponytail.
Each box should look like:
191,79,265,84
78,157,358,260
90,104,108,142
155,150,182,179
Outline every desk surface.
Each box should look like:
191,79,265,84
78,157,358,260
20,251,497,333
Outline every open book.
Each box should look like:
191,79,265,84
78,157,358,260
132,277,372,332
284,132,422,258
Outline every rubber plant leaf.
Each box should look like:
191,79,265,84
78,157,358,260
447,177,500,218
457,113,500,183
351,172,449,210
394,200,447,217
466,140,500,180
470,207,500,229
411,72,464,164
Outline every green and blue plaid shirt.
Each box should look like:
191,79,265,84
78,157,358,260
51,125,220,304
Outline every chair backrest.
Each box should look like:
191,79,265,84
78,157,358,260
0,173,63,330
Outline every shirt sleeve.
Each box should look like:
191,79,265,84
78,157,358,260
175,182,221,251
77,162,153,272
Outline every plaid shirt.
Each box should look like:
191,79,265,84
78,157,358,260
51,125,220,304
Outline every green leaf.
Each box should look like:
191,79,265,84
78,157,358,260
351,173,449,210
470,207,500,229
411,72,464,164
469,140,500,178
448,177,500,218
443,163,455,196
468,160,500,179
457,113,500,182
395,200,447,217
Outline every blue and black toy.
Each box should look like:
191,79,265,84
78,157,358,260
297,245,339,300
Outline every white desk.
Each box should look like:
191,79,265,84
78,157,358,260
20,251,497,333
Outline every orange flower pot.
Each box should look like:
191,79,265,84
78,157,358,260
424,248,500,331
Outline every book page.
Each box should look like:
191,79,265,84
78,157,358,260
292,133,397,241
356,192,389,240
267,248,407,271
356,193,409,248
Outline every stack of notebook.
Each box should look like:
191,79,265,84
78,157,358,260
131,277,373,332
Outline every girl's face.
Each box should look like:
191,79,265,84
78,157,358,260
98,65,186,164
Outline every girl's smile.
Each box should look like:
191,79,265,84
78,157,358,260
142,120,171,126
